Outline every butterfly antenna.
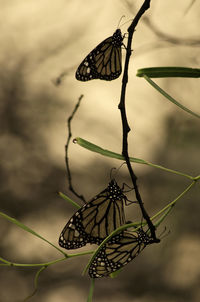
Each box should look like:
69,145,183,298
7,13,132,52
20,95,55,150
120,18,133,28
110,162,126,180
116,162,126,176
117,15,125,28
110,167,117,180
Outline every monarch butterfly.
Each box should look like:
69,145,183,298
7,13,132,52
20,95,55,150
59,179,128,250
89,229,159,278
75,29,124,81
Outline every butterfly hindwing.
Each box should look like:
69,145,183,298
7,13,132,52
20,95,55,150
59,180,127,249
89,229,153,278
75,29,123,81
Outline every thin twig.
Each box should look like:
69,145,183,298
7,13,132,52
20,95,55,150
65,94,86,203
118,0,159,242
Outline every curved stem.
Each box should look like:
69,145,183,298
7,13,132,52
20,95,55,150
118,0,158,241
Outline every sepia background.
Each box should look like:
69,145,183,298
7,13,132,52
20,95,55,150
0,0,200,301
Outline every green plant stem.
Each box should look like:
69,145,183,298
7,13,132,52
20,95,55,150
0,257,66,267
23,266,47,302
0,250,93,268
150,180,196,221
87,279,95,302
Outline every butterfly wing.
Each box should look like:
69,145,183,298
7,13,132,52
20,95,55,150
59,180,126,249
89,230,151,278
75,29,123,81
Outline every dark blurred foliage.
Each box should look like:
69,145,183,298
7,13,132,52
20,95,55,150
0,58,199,302
0,60,66,216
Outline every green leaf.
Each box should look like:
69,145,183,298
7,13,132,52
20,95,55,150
143,75,200,119
0,212,66,255
73,137,141,162
74,137,194,180
137,67,200,78
57,191,81,209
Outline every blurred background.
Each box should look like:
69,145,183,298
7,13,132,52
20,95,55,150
0,0,200,301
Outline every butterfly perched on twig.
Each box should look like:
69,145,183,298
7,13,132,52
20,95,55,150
75,29,124,81
89,228,159,278
59,179,129,249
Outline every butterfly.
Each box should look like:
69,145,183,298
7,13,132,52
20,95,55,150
89,228,158,278
75,29,124,81
59,179,128,249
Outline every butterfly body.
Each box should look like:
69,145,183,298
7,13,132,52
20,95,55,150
75,29,123,81
59,180,127,249
89,229,154,278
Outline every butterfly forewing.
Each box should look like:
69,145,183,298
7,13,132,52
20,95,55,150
89,230,153,278
75,29,123,81
59,180,127,249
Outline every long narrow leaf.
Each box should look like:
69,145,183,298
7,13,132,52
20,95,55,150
137,67,200,78
0,212,66,255
58,191,81,209
143,75,200,119
74,137,194,180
